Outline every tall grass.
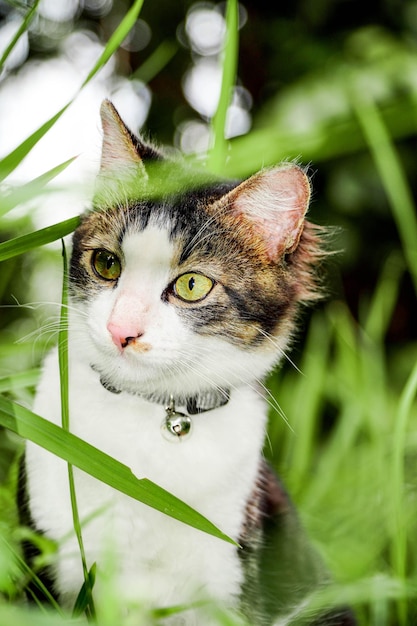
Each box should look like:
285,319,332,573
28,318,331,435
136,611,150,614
0,1,417,625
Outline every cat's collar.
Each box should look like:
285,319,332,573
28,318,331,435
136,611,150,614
91,365,230,415
93,368,230,442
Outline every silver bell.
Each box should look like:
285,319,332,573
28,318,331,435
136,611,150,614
161,396,193,442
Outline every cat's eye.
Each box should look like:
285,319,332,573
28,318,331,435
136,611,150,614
174,273,214,302
92,249,121,281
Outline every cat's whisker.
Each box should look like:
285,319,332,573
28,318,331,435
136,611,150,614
263,430,274,457
14,302,88,350
202,353,290,427
2,299,89,321
172,347,292,429
256,381,292,431
16,321,69,344
254,326,303,375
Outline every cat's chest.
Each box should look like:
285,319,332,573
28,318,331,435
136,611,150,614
28,348,267,612
66,357,265,509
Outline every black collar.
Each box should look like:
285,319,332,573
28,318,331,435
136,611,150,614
94,367,230,415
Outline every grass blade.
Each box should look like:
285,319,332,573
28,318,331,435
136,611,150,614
0,0,144,183
0,0,40,72
350,90,417,295
0,217,80,262
58,242,95,620
390,358,417,625
208,0,239,172
283,312,332,494
72,563,97,618
222,96,417,178
0,605,69,626
0,369,40,394
131,39,178,84
1,534,62,613
0,104,71,183
0,395,235,545
0,157,78,217
363,251,404,343
58,241,70,432
81,0,145,88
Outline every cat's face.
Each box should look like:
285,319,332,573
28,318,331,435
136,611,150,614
68,101,323,397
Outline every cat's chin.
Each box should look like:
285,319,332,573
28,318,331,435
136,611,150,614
88,348,278,402
89,359,215,400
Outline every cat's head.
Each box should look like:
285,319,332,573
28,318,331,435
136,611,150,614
69,100,324,398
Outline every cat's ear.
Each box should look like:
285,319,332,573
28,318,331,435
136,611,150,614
96,100,165,204
226,164,311,261
99,99,147,178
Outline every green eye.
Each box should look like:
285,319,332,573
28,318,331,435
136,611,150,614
92,250,121,281
174,273,214,302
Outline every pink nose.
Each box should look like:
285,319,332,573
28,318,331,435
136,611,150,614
107,322,143,350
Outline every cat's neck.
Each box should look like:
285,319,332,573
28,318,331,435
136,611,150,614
94,365,231,415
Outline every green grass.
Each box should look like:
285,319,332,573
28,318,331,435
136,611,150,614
1,0,417,624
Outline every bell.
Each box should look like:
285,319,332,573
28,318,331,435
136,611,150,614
161,396,193,442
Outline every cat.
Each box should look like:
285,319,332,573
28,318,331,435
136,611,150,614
19,100,356,625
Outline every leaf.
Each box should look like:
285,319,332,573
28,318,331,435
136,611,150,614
0,0,145,183
0,217,80,262
223,98,417,179
0,606,68,626
0,0,40,73
0,157,78,217
208,0,239,172
58,245,96,619
72,563,97,618
350,90,417,296
0,369,40,394
58,242,70,432
81,0,145,88
131,39,178,84
0,395,236,545
390,359,417,586
0,104,71,183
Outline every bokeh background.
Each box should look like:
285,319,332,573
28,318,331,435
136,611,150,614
1,0,417,623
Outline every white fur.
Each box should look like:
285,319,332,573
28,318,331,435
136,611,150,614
26,222,285,622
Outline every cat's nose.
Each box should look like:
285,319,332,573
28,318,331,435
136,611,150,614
107,322,143,350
